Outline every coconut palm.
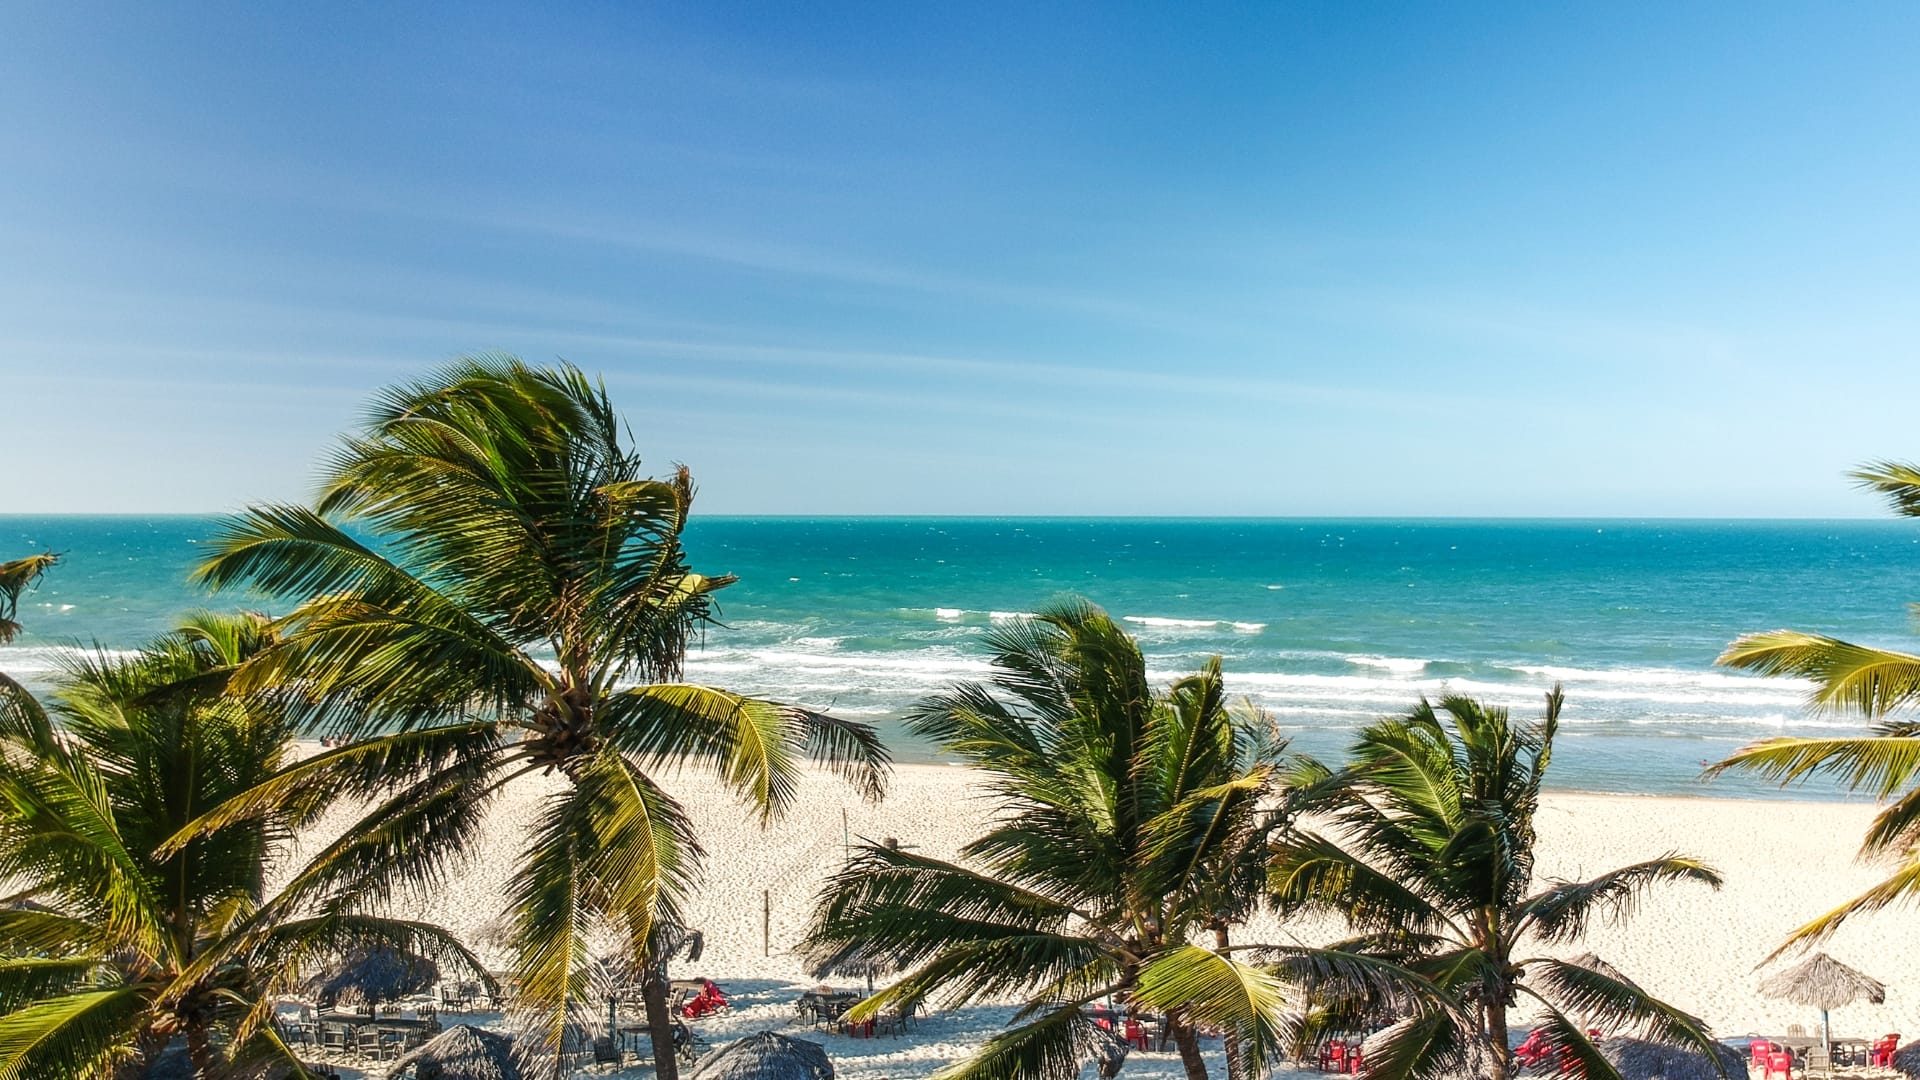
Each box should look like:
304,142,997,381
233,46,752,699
0,551,58,645
1710,461,1920,949
804,597,1389,1080
1268,691,1725,1080
182,357,889,1080
0,612,485,1080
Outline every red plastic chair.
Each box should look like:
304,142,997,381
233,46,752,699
1872,1035,1901,1067
1346,1044,1365,1075
1516,1030,1553,1068
1763,1051,1795,1080
1749,1040,1775,1070
1123,1020,1149,1051
1319,1041,1348,1072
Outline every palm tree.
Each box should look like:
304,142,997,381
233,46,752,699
0,551,59,645
0,612,485,1080
1269,691,1724,1080
805,597,1368,1080
1710,461,1920,949
184,356,889,1080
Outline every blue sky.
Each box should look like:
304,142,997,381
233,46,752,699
3,3,1918,516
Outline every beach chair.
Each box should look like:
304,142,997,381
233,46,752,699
1319,1040,1348,1072
1872,1035,1901,1067
355,1027,395,1061
1805,1045,1831,1078
593,1037,623,1069
1749,1039,1776,1070
1124,1020,1150,1051
1764,1051,1795,1080
1516,1030,1553,1069
1347,1045,1365,1075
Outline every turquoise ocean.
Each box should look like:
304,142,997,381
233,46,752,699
5,515,1918,800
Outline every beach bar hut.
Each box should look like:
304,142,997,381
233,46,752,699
386,1023,519,1080
691,1031,835,1080
1758,952,1885,1047
1600,1037,1746,1080
303,944,441,1010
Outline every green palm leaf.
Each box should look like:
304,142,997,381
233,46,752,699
1851,460,1920,517
927,1001,1120,1080
1133,945,1289,1075
0,552,57,646
1526,958,1719,1054
0,985,147,1080
1763,854,1920,956
1516,857,1722,943
1718,632,1920,717
1705,731,1920,798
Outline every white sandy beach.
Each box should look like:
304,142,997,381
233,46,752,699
282,761,1918,1079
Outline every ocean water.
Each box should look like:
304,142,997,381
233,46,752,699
5,515,1918,799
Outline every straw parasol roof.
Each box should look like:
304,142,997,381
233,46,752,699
1598,1037,1746,1080
386,1023,518,1080
1568,952,1643,992
1758,953,1886,1011
691,1031,835,1080
302,944,440,1006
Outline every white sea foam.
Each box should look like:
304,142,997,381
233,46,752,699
1231,622,1265,633
987,610,1032,621
1123,616,1220,628
1347,655,1429,674
934,608,963,620
0,645,141,676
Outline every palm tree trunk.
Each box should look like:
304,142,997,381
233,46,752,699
1172,1017,1211,1080
641,966,681,1080
1485,999,1510,1080
1213,925,1242,1080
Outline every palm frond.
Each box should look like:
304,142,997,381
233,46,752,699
1717,632,1920,718
0,958,107,1013
1517,856,1722,943
0,985,147,1080
0,672,57,756
1850,461,1920,518
602,684,806,822
1764,854,1920,958
156,722,506,856
1132,945,1289,1076
0,553,57,646
1705,732,1920,798
1351,1012,1489,1080
505,782,619,1075
1523,1001,1628,1080
1526,957,1719,1053
1269,831,1453,938
926,1000,1119,1080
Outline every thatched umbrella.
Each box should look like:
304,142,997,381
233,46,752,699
386,1023,518,1080
691,1031,834,1080
807,956,893,994
1568,953,1642,992
302,945,440,1010
1598,1037,1746,1080
1758,952,1885,1046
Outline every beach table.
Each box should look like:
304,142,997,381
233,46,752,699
796,989,861,1029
